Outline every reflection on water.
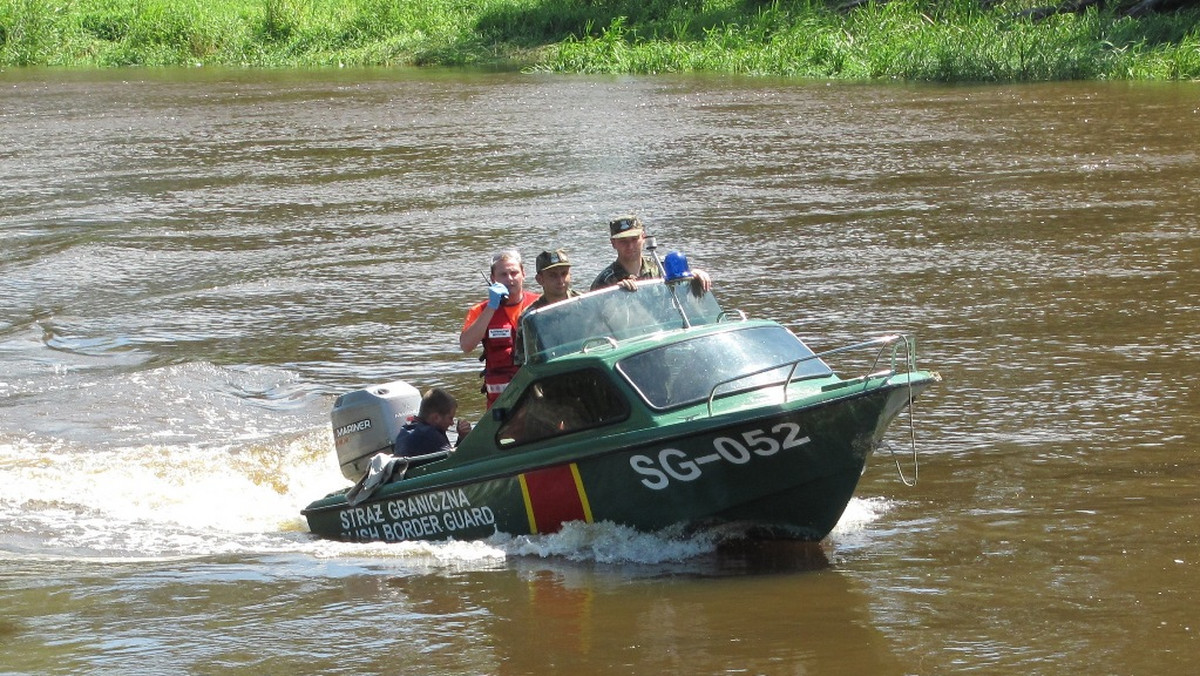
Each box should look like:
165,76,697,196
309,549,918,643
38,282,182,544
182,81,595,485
1,69,1198,674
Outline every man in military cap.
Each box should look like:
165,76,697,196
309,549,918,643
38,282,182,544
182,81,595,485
527,248,582,311
511,249,583,366
590,215,712,293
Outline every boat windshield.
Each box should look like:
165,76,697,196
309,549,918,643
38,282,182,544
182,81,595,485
615,324,833,410
520,280,724,364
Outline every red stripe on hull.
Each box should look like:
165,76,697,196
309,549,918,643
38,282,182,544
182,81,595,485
523,465,587,533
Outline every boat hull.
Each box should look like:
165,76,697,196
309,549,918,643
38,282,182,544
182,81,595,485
302,379,927,543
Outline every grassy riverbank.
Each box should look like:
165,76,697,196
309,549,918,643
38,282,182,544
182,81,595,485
2,0,1198,80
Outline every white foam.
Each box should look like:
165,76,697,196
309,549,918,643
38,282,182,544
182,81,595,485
0,429,341,558
831,496,895,535
1,431,895,565
493,520,720,564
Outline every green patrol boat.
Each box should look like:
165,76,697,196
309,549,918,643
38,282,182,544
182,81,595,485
302,276,940,543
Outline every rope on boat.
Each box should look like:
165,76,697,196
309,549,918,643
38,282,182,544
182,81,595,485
887,334,920,487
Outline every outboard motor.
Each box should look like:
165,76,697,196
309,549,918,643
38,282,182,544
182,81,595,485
330,380,421,481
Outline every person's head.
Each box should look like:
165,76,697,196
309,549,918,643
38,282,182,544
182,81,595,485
608,215,645,264
489,249,526,303
418,387,458,432
534,249,573,303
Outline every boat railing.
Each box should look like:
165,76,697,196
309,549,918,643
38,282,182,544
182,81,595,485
705,333,918,417
812,333,929,488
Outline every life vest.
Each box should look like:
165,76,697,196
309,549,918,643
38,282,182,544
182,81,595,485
481,302,523,406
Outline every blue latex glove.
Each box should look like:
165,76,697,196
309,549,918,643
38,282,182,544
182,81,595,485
487,282,509,309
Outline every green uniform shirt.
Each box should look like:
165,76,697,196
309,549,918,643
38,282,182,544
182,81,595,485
589,256,662,291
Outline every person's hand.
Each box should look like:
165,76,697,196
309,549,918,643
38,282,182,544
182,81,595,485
689,269,712,296
487,282,509,309
456,419,472,438
618,278,639,292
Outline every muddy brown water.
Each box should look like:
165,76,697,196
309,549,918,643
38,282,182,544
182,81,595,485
1,68,1197,674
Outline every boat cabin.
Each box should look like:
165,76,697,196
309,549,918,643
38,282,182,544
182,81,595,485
470,279,834,454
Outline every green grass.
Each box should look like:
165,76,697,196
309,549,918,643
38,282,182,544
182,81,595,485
544,0,1200,80
2,0,1198,80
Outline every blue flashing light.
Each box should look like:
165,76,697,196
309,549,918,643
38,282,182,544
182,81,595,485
663,251,693,283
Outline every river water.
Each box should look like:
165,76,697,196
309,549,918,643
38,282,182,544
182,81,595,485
1,67,1197,674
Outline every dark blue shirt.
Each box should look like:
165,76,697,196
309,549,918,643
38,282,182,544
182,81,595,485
393,418,453,458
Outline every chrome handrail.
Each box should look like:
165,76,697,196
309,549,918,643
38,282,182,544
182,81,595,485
705,333,916,417
717,309,747,322
582,336,618,353
703,332,926,486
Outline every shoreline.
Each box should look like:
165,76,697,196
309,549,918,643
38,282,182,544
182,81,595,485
2,0,1198,81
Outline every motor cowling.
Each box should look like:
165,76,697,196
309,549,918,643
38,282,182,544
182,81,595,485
330,380,421,481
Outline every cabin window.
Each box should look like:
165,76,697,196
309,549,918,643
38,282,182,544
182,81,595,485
616,325,832,410
496,368,629,448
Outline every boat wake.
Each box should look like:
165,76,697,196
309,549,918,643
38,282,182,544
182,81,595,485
0,368,894,569
287,497,896,570
1,421,893,568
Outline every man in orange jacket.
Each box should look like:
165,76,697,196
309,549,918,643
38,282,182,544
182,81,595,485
459,249,540,408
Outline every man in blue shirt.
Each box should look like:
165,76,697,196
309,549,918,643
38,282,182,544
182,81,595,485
394,388,471,458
